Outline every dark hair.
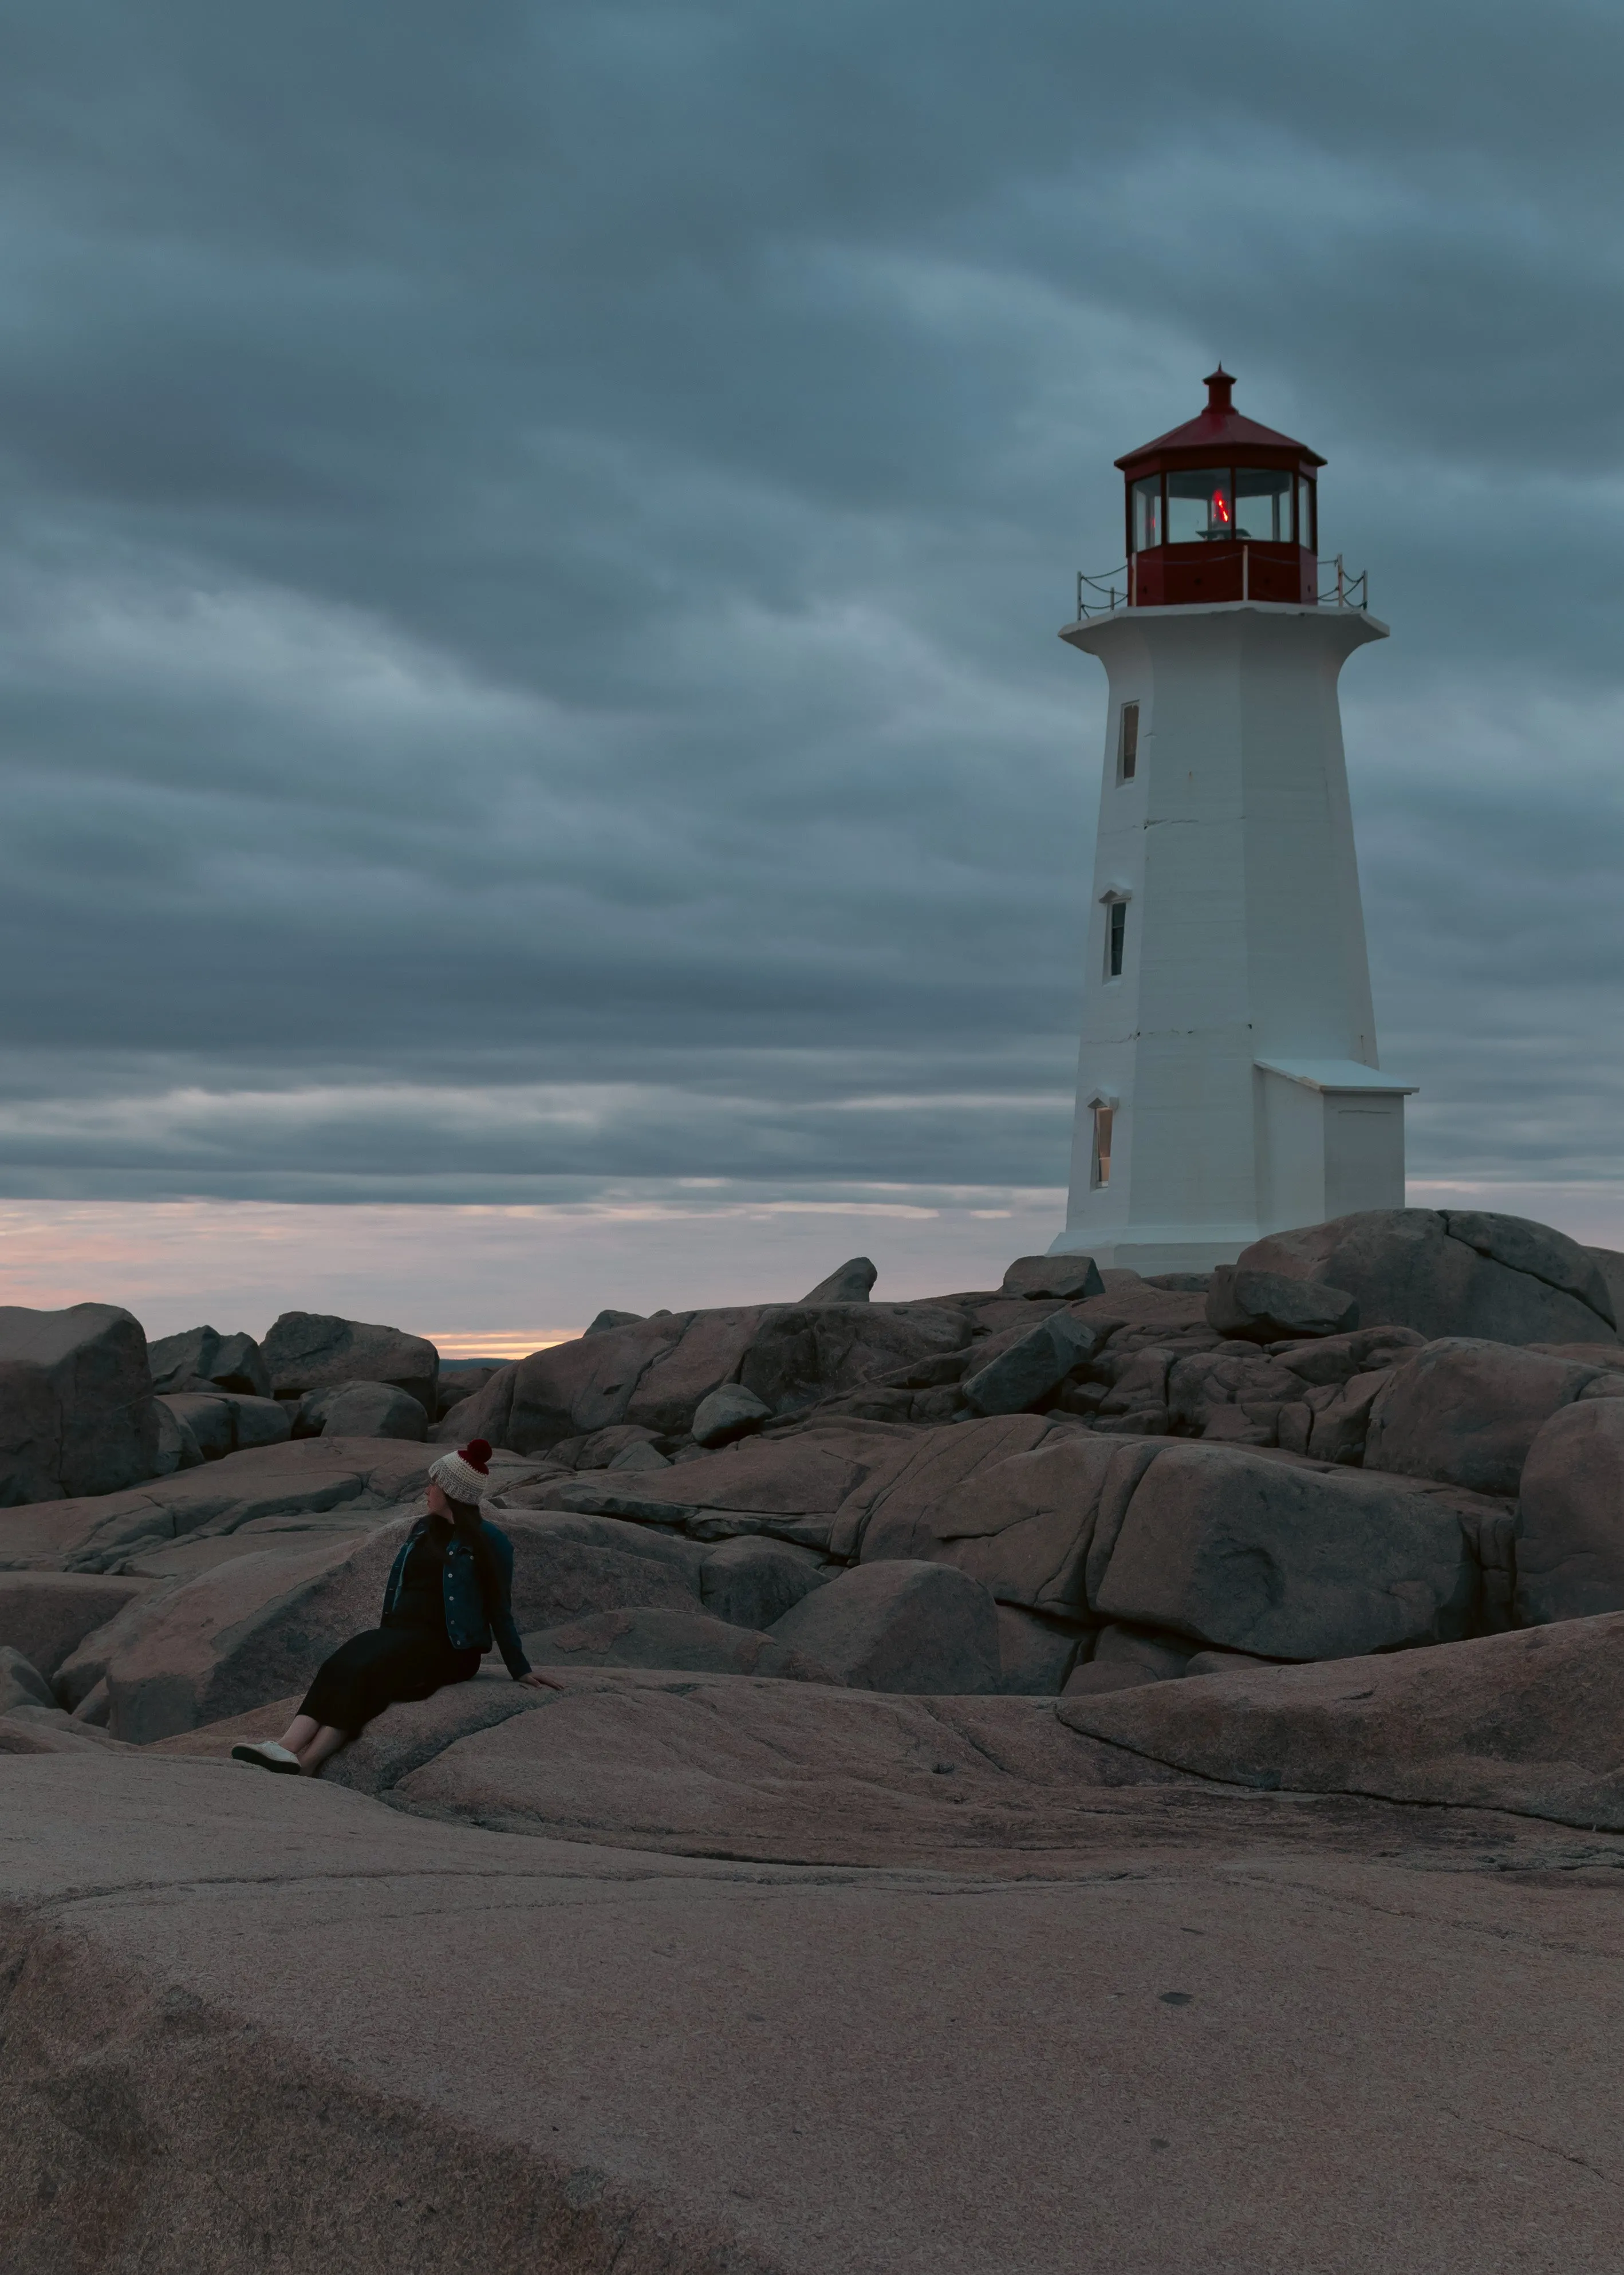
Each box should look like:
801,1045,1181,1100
420,1494,503,1624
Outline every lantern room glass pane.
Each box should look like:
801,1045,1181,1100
1166,469,1233,543
1298,476,1316,551
1234,468,1292,542
1132,476,1162,551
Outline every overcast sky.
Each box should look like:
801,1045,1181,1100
0,2,1620,1330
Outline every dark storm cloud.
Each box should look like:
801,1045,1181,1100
0,0,1619,1200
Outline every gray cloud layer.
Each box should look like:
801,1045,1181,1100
0,1,1619,1204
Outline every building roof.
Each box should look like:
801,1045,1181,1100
1255,1057,1417,1095
1116,369,1326,474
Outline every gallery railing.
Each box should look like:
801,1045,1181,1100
1072,553,1370,619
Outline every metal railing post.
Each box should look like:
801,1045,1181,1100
1241,543,1249,602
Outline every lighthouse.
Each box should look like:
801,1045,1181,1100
1051,369,1413,1272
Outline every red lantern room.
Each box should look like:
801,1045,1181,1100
1118,368,1322,608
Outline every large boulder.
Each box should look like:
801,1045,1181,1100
770,1560,1001,1693
1000,1255,1106,1302
147,1326,271,1399
435,1311,742,1451
0,1304,160,1506
260,1312,439,1417
1090,1444,1483,1661
1586,1247,1624,1334
159,1391,291,1462
1205,1267,1358,1343
534,1421,916,1552
689,1383,772,1448
736,1303,973,1414
960,1312,1097,1416
522,1606,832,1683
1514,1399,1624,1626
698,1536,830,1630
293,1382,428,1442
1236,1209,1617,1346
1362,1338,1605,1497
799,1257,877,1303
90,1507,705,1742
151,1398,204,1476
835,1416,1145,1617
2,1436,436,1576
1058,1615,1624,1833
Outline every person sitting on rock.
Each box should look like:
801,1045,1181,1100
231,1437,562,1777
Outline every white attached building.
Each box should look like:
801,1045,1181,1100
1051,370,1412,1272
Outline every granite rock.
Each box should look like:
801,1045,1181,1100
0,1303,161,1507
1514,1398,1624,1626
261,1310,440,1417
770,1559,1001,1693
1237,1209,1617,1346
1362,1336,1602,1497
799,1257,877,1303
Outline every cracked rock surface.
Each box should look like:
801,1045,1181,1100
7,1743,1624,2274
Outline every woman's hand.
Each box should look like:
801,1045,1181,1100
518,1667,567,1690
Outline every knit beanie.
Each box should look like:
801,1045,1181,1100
428,1438,492,1505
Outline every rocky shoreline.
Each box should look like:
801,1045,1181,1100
6,1204,1624,2270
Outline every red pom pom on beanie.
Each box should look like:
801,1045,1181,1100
460,1440,492,1474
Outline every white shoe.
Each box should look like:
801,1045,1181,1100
231,1740,302,1774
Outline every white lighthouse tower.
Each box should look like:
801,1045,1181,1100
1051,369,1413,1272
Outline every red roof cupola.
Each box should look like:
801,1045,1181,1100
1118,369,1324,608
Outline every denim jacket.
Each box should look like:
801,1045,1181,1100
382,1519,530,1678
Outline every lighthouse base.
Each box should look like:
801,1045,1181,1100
1046,1226,1254,1275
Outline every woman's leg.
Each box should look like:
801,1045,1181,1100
278,1713,320,1752
297,1724,353,1777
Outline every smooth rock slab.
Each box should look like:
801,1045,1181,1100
522,1607,833,1683
1059,1614,1624,1832
9,1749,1624,2273
0,1435,435,1573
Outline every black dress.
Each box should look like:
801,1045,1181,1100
299,1528,482,1734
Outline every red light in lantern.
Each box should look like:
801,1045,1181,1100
1212,492,1231,524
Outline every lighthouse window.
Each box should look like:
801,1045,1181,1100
1105,897,1128,979
1166,469,1233,544
1298,476,1316,550
1091,1106,1114,1188
1117,703,1140,782
1235,468,1293,541
1132,477,1162,551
